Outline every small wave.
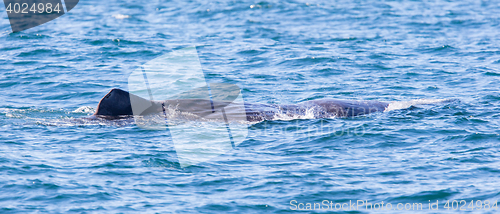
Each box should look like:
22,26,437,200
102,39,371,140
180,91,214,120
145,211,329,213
385,98,455,112
0,30,11,37
73,106,95,114
113,14,130,19
271,106,325,121
34,117,134,127
1,107,60,118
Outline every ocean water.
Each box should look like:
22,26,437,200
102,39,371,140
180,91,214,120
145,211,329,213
1,0,500,213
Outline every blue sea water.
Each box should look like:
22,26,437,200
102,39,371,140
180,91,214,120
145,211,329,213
1,0,500,213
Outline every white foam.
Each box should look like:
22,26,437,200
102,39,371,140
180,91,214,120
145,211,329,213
73,106,95,114
384,98,452,112
271,106,320,121
113,14,130,19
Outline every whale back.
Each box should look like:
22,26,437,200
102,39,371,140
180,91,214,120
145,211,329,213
93,89,391,121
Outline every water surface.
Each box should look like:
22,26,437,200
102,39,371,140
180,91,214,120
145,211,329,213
1,0,500,213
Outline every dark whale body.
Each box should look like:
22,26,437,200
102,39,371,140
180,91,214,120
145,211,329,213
94,88,134,116
94,88,389,122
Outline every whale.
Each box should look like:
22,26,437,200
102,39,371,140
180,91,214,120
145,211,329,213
93,88,390,123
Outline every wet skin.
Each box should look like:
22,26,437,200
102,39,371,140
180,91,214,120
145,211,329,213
94,88,389,122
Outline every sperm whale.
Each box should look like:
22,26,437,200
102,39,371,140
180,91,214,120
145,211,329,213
93,88,390,123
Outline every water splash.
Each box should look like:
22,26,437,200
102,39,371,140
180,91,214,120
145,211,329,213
271,106,325,121
73,106,95,114
385,98,455,112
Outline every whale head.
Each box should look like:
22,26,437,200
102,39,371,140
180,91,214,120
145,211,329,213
94,88,134,117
